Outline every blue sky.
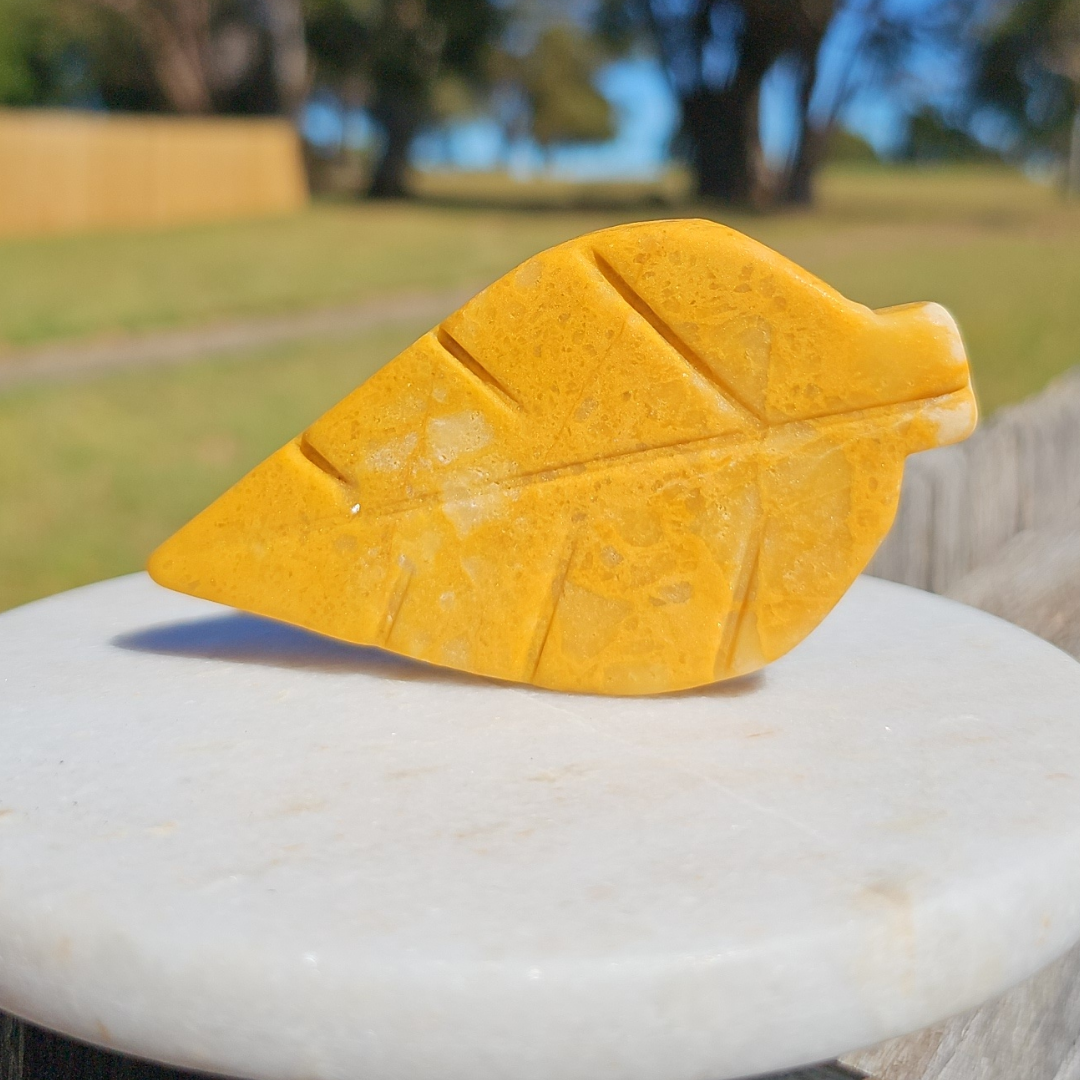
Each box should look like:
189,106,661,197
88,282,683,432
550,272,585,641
305,52,904,179
303,3,970,180
411,56,681,178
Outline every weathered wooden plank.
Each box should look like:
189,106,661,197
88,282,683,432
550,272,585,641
768,1066,868,1079
965,419,1019,571
841,939,1080,1080
868,458,935,589
0,1014,23,1080
0,1013,218,1080
926,445,971,594
870,366,1080,594
947,511,1080,660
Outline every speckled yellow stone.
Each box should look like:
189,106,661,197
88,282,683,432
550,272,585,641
149,219,977,695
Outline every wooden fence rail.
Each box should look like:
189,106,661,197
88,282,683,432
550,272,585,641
869,367,1080,595
0,110,308,238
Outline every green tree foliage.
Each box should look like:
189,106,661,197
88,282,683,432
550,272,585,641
597,0,839,205
56,2,167,111
0,0,53,104
2,0,308,116
974,0,1080,190
902,106,999,162
504,25,614,150
0,0,156,109
825,126,880,163
0,0,115,106
304,0,503,196
598,0,995,205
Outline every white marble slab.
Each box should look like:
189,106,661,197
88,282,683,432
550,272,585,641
1,574,1080,1080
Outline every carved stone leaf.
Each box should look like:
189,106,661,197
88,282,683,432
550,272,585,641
149,220,976,694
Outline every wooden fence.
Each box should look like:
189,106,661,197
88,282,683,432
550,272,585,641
0,110,308,238
869,367,1080,595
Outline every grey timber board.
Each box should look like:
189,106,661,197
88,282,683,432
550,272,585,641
840,941,1080,1080
869,367,1080,594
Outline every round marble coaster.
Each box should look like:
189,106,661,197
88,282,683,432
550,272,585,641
1,574,1080,1080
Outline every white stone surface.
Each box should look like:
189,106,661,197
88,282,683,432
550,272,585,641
1,574,1080,1080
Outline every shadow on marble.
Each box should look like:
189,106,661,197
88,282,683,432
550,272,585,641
667,669,766,698
112,611,768,700
112,613,467,683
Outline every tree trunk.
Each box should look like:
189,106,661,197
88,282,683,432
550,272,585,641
369,94,423,199
781,52,824,206
1068,102,1080,198
149,34,213,113
682,86,756,202
138,1,215,114
92,0,214,114
650,0,838,209
681,23,777,205
784,122,828,205
263,0,308,118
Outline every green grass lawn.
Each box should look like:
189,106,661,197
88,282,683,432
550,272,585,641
0,202,642,349
1,165,1078,612
1,165,1077,414
0,324,418,612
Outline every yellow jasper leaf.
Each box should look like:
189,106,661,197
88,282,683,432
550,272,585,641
148,219,977,695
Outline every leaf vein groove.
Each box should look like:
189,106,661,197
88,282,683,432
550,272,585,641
719,513,762,675
591,251,764,426
297,435,354,488
353,389,963,522
368,432,751,520
382,562,415,645
435,328,523,411
528,537,577,681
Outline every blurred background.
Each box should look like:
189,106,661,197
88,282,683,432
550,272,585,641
0,0,1078,649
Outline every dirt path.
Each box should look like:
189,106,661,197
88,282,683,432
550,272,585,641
0,285,479,391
